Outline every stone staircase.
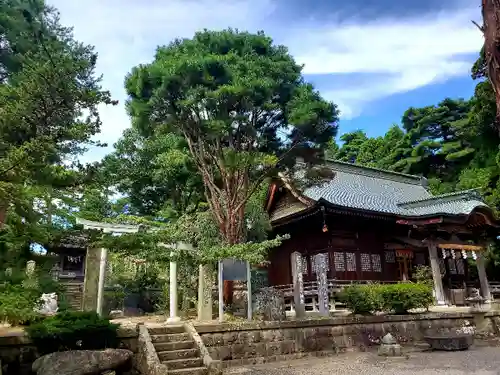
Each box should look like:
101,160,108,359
149,325,208,375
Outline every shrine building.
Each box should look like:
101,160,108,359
264,160,500,310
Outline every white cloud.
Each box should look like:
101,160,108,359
288,5,482,118
48,0,276,161
46,0,482,160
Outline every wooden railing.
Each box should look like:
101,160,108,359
272,279,398,312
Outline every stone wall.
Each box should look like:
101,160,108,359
194,312,500,367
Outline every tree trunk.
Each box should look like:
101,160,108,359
0,205,6,229
482,0,500,131
221,200,246,307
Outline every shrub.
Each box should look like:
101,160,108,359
26,311,119,355
340,284,383,315
0,268,71,325
379,283,434,314
0,284,41,325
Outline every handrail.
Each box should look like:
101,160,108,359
272,279,398,297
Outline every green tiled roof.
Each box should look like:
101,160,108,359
300,161,488,218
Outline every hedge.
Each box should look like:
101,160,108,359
340,282,433,315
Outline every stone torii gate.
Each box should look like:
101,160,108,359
76,218,143,316
76,218,192,321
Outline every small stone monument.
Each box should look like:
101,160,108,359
255,287,286,321
26,260,36,277
378,333,402,357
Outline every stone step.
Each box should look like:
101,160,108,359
157,348,199,362
162,357,204,370
151,333,190,343
149,325,185,335
166,367,208,375
154,340,195,352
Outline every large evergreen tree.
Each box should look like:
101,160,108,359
125,29,339,246
0,0,115,226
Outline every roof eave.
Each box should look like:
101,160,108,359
271,199,500,228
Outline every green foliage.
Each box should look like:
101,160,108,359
26,311,119,355
0,268,68,325
413,265,433,286
340,284,382,315
125,28,337,247
0,284,41,325
0,0,114,190
0,0,115,267
103,128,204,218
340,283,433,315
379,283,434,314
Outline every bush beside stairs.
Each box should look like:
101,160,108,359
148,325,211,375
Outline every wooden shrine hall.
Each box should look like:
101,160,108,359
264,160,500,309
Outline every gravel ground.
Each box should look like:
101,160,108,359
224,346,500,375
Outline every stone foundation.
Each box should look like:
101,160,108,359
194,311,500,367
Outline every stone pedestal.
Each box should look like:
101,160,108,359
197,264,213,321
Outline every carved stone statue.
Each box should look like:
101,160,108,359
35,293,59,316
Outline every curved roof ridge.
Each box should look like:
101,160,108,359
398,188,483,207
324,159,425,186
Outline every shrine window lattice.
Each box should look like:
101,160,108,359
334,252,345,271
346,252,356,272
301,256,308,275
361,253,382,272
334,252,356,272
384,250,395,263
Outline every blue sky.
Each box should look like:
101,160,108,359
47,0,482,161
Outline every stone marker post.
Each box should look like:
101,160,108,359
314,253,329,316
291,252,305,318
197,264,213,321
26,260,36,277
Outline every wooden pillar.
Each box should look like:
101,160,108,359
476,253,492,302
428,241,446,305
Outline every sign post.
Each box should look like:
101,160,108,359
218,260,224,322
219,258,252,321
